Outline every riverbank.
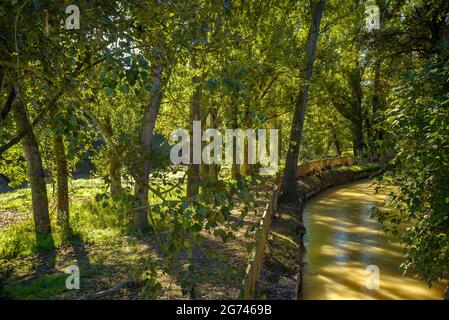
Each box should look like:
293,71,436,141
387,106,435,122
256,163,379,299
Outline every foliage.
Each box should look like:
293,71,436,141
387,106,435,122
375,44,449,285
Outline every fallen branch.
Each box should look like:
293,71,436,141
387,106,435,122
78,280,141,300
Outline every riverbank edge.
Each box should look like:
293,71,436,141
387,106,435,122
256,164,380,299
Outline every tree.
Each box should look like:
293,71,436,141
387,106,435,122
13,100,51,236
280,0,325,204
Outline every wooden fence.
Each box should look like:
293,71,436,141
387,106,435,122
297,156,354,177
239,177,280,299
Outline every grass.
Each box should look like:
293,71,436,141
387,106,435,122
0,178,130,260
0,178,164,299
0,177,188,260
0,188,32,213
332,163,379,173
8,274,68,300
0,178,107,214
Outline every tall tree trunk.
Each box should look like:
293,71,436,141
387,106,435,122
349,67,364,157
14,102,51,236
371,59,384,158
1,88,16,125
206,111,219,185
200,112,215,186
187,57,202,198
241,102,255,176
53,131,70,232
49,106,70,233
352,122,364,157
280,0,325,203
231,100,240,179
133,62,163,230
109,151,122,198
329,123,342,156
103,116,122,198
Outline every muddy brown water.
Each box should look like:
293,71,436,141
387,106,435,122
299,179,444,300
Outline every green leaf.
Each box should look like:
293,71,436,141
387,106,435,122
105,87,114,97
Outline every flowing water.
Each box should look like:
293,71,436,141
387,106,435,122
299,179,444,300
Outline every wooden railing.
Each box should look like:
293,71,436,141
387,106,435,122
238,177,281,300
297,156,354,177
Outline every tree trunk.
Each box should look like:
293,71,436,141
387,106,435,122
14,102,51,236
241,102,255,176
186,58,202,198
208,111,219,184
186,85,201,197
231,100,240,179
200,112,217,186
133,62,163,230
103,116,122,198
280,0,325,204
371,59,384,157
352,121,364,157
329,123,342,156
53,131,70,232
349,67,364,157
109,152,122,198
1,88,16,125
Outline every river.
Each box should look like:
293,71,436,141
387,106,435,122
299,179,444,300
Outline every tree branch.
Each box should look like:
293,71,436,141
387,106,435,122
0,88,16,125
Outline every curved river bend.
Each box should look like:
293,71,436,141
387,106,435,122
299,179,444,300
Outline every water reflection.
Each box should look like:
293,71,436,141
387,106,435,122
299,179,444,300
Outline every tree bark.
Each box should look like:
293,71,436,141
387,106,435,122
133,61,163,230
207,111,218,184
109,152,122,198
352,121,364,157
103,116,122,198
186,58,202,198
53,131,70,232
14,102,51,236
0,88,16,125
371,59,384,157
231,100,240,179
329,122,342,156
349,67,364,157
186,87,201,197
48,105,70,233
280,0,325,203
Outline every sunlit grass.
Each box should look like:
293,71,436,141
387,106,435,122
332,163,378,173
0,188,32,213
0,178,183,260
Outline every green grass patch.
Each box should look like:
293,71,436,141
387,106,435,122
332,163,379,173
0,188,32,213
0,178,169,260
8,273,67,300
0,219,37,259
